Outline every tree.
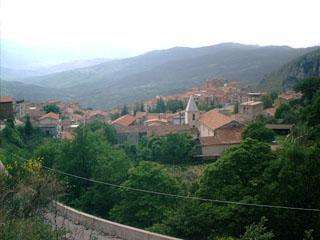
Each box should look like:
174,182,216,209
137,133,200,164
270,91,278,102
242,122,275,142
73,146,132,218
260,143,320,240
234,102,239,114
261,95,273,109
159,139,276,239
240,217,274,240
294,77,320,104
43,104,60,114
166,99,186,113
24,115,33,137
155,98,166,113
121,105,129,116
109,161,182,229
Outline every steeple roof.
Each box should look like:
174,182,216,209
186,95,198,112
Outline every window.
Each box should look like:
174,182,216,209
192,113,195,120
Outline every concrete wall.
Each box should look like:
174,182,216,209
199,123,214,137
54,202,181,240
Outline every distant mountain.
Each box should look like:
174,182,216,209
4,43,318,109
1,80,68,102
258,49,320,92
0,58,111,79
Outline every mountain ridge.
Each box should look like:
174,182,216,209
3,43,319,109
258,48,320,92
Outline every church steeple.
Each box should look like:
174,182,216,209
185,95,199,128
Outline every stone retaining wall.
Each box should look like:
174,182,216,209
54,202,181,240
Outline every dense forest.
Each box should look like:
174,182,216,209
1,78,320,240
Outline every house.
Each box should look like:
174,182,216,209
86,110,110,123
147,124,198,138
116,125,148,144
0,96,15,120
263,107,276,117
240,101,263,120
277,91,302,106
200,128,243,157
38,112,60,136
15,100,25,120
266,124,294,135
112,114,136,128
199,110,242,137
168,111,185,125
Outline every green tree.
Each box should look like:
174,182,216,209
138,133,200,164
73,146,132,218
154,98,166,113
294,77,320,103
242,122,275,142
240,217,274,240
261,143,320,239
121,105,129,116
270,91,278,101
24,115,33,137
43,104,60,114
234,102,239,114
261,95,273,109
109,161,182,229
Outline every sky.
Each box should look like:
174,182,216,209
1,0,320,65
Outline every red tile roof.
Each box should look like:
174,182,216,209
86,110,109,118
200,128,243,146
147,124,197,137
263,108,276,116
39,112,60,120
0,96,15,103
200,110,235,131
112,114,136,127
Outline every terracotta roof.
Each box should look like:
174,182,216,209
87,110,109,118
279,91,302,101
263,108,276,116
117,125,148,134
147,124,197,137
135,112,147,119
71,114,85,121
112,114,136,127
39,112,59,121
200,110,236,131
200,128,243,146
61,120,72,126
0,96,15,103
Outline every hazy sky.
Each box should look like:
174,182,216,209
1,0,320,59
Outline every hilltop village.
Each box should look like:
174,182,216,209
0,79,301,159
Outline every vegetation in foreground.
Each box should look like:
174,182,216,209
1,78,320,240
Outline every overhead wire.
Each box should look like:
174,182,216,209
3,148,320,213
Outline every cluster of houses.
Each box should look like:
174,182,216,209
0,83,300,159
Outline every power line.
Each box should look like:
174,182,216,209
42,165,320,213
4,149,320,212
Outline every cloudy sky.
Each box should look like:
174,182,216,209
1,0,320,63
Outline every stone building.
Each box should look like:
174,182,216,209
185,95,200,128
240,101,263,120
0,96,15,120
38,112,61,136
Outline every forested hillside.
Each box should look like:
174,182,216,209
1,77,320,240
259,49,320,92
3,43,317,109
